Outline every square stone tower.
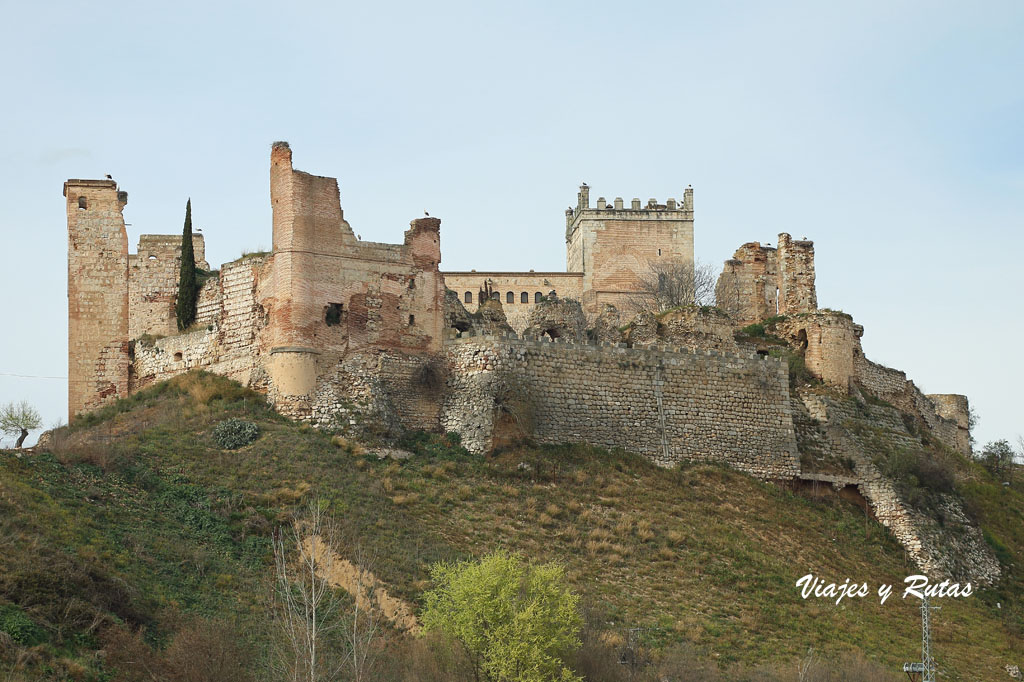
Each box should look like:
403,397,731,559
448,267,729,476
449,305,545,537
565,185,694,314
65,179,130,417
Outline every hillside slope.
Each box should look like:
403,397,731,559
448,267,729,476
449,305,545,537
1,373,1020,680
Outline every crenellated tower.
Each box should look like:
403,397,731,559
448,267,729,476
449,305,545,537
565,184,694,314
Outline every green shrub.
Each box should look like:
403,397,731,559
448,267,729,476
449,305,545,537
398,430,473,460
768,348,814,388
211,419,259,450
740,323,765,338
0,603,46,646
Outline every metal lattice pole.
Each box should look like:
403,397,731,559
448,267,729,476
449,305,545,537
902,595,939,682
921,595,939,682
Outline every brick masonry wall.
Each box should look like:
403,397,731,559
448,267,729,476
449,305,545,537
442,335,800,479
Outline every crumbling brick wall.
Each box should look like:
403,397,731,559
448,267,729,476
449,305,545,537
716,233,816,326
262,142,445,417
776,234,817,315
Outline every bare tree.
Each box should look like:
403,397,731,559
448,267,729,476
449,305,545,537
271,499,346,682
0,401,42,449
631,260,719,312
271,499,385,682
341,541,383,682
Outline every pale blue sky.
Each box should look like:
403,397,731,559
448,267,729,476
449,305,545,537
0,0,1021,448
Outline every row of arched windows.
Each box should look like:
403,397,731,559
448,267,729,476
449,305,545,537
463,291,550,304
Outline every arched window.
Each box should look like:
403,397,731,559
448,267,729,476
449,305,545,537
506,292,514,304
465,291,473,304
534,292,543,303
521,292,528,303
77,196,87,210
491,291,499,301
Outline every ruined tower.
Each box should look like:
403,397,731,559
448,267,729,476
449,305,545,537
65,179,130,417
565,185,695,314
715,233,817,327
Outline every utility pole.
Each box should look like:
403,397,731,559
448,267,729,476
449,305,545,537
902,595,939,682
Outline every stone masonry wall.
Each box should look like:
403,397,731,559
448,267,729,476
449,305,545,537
796,392,998,583
442,335,800,479
778,312,858,389
852,352,968,455
776,234,817,315
66,179,131,417
128,234,209,338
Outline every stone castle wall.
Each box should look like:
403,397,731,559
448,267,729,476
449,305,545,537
777,312,859,389
441,335,801,479
853,353,969,454
795,392,998,583
128,234,210,339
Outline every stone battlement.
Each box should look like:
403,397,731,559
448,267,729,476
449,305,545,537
447,327,779,364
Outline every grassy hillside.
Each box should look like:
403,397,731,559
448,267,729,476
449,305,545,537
0,372,1020,680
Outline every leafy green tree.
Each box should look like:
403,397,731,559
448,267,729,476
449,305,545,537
421,551,582,682
978,439,1015,479
0,400,42,449
176,198,198,331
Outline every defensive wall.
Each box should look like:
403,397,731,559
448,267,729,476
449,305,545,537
129,234,210,339
441,333,801,480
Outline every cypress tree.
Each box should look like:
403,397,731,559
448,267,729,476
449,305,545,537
175,198,198,331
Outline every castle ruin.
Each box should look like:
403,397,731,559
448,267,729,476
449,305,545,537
65,142,997,582
65,142,971,461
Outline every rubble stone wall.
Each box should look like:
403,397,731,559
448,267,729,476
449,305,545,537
442,335,800,479
853,353,968,455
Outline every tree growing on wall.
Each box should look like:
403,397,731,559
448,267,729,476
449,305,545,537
0,400,42,449
176,198,198,331
631,260,718,313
